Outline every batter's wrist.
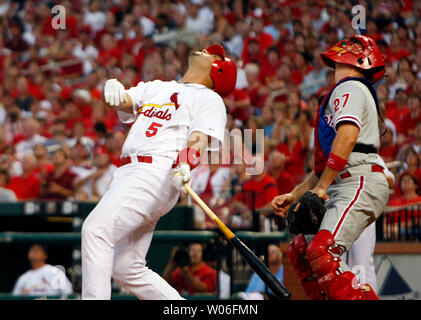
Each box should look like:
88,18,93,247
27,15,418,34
172,148,201,170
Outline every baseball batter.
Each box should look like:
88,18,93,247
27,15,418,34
81,44,236,300
272,35,390,300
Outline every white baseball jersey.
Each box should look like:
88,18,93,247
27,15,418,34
12,264,73,296
82,80,227,300
120,80,227,159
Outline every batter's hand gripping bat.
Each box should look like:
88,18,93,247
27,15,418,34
183,183,291,300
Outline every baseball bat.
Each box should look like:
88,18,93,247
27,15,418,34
184,183,291,300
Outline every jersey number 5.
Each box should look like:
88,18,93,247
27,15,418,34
145,122,163,137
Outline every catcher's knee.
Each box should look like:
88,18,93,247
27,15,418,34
306,230,341,279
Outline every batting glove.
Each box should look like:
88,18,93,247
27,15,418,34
172,164,191,192
104,79,127,106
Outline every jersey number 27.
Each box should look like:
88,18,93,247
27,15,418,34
334,93,350,112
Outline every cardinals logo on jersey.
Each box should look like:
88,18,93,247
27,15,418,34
170,92,180,110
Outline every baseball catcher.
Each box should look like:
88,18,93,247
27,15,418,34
81,44,236,299
272,35,391,300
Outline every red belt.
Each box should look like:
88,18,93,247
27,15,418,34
121,155,153,166
332,164,384,184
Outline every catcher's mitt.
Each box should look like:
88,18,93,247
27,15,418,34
286,191,326,235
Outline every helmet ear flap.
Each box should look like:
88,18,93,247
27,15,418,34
210,58,237,97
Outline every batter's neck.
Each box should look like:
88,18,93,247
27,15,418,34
180,70,213,89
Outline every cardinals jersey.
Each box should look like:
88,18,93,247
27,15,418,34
120,80,227,159
12,264,73,296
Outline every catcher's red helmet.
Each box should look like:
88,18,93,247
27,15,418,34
206,44,237,97
320,35,385,83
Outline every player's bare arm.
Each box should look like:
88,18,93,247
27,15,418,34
272,171,319,217
311,123,360,198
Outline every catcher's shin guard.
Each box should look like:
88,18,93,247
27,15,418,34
306,230,369,300
286,234,326,300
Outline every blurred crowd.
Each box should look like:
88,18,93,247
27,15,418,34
0,0,421,230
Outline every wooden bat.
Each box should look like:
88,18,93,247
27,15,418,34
184,183,291,300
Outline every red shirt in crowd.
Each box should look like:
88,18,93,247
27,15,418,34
42,168,77,199
235,173,279,210
34,162,56,180
398,112,421,137
379,144,399,163
385,48,410,65
269,170,295,195
385,101,410,132
98,46,123,66
258,59,280,85
226,88,250,122
277,140,307,184
7,172,41,200
386,196,421,223
241,34,272,66
171,262,217,295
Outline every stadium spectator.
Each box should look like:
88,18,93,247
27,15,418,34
70,140,92,172
15,76,34,112
0,145,22,177
15,118,47,158
238,244,284,300
267,150,294,195
379,125,399,163
402,147,421,187
164,243,217,296
399,95,421,139
397,122,421,164
72,28,99,76
44,118,71,152
73,150,116,201
33,143,55,180
231,168,279,231
202,242,231,299
41,149,77,200
258,46,281,85
0,169,17,202
7,153,41,200
185,0,215,36
276,122,308,184
83,0,106,35
387,173,421,236
12,244,73,296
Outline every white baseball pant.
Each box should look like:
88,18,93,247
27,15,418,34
343,222,377,292
81,155,183,300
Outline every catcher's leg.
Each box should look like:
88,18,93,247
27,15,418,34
286,234,326,300
306,230,378,300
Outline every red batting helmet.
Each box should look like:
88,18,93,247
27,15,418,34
320,35,385,83
206,44,237,97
